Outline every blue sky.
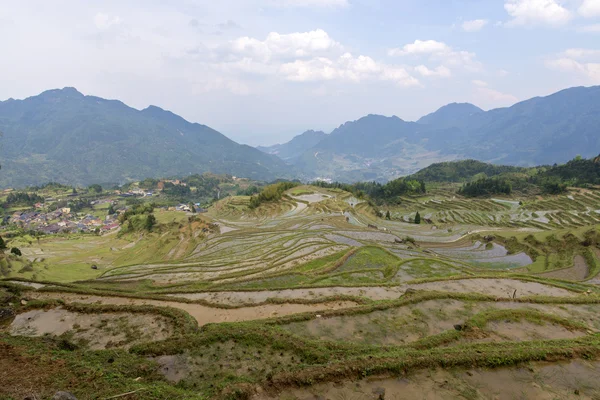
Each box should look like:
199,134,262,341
1,0,599,145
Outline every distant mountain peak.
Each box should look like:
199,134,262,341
417,102,483,126
39,87,84,98
0,87,291,187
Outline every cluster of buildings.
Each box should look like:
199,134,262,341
5,206,120,235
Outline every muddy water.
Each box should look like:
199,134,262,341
412,278,577,298
165,278,578,305
487,320,586,341
257,360,600,400
26,292,358,326
290,194,330,204
280,299,598,346
4,281,46,289
538,255,589,281
166,287,407,305
8,308,172,349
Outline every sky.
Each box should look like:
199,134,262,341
1,0,600,145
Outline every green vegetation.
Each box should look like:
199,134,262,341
118,204,156,233
407,159,527,183
311,176,426,205
459,177,512,197
248,181,299,209
3,191,44,207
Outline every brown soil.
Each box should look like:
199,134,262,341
26,292,358,326
0,341,61,400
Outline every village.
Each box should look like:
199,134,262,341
0,178,208,236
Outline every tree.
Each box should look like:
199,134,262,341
145,214,156,231
88,184,103,193
0,236,6,252
385,210,391,220
107,204,116,215
189,203,197,213
415,211,421,225
10,247,22,256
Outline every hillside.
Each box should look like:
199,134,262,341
448,86,600,165
0,88,291,187
293,114,451,182
257,130,327,161
406,160,529,182
268,86,600,182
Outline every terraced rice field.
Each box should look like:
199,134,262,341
3,185,600,399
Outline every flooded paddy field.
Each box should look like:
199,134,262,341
3,185,600,399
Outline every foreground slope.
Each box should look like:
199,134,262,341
3,180,600,398
0,88,291,187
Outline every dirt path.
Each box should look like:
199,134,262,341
26,292,358,326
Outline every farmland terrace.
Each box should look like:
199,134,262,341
2,185,600,399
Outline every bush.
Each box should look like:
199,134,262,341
10,248,21,256
459,177,512,197
248,182,299,209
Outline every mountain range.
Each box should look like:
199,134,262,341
0,85,599,187
260,85,600,182
0,88,290,187
256,130,327,161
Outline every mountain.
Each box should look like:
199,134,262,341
447,86,600,165
257,130,327,161
282,85,600,182
0,88,291,187
292,114,456,182
417,102,483,127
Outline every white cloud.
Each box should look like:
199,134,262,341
546,57,600,82
562,48,600,59
415,65,452,77
472,79,488,87
578,24,600,32
388,39,481,72
388,40,450,56
504,0,571,26
197,78,251,95
462,19,488,32
93,13,122,30
476,87,519,104
280,53,419,86
230,29,341,61
579,0,600,17
546,47,600,82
